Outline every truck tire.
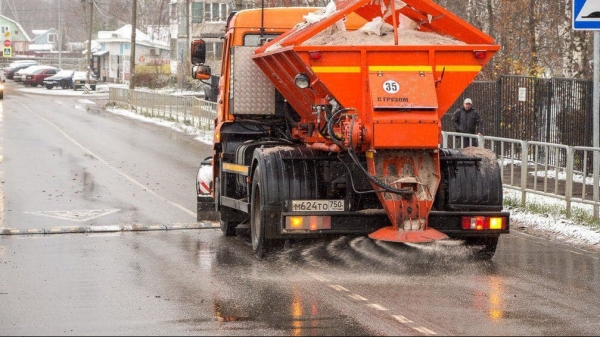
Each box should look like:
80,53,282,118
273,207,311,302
46,85,53,90
250,166,278,259
465,236,499,260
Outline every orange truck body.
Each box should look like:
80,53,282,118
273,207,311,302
195,0,509,259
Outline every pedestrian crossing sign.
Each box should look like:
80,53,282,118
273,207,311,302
574,0,600,30
2,46,11,57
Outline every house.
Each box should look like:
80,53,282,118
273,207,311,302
0,15,32,55
29,28,59,52
95,24,170,83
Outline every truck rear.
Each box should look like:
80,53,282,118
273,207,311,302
193,0,509,259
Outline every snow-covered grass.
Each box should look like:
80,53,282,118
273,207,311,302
503,188,600,246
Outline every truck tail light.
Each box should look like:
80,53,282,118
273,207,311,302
462,216,506,230
309,51,322,60
286,216,331,231
474,50,487,59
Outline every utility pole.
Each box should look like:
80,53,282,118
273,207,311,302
179,0,190,91
87,0,93,81
58,0,62,69
129,0,137,90
185,0,192,91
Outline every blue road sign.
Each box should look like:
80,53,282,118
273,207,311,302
574,0,600,30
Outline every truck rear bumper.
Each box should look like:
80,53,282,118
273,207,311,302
267,209,509,239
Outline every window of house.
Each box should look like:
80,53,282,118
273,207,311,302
178,2,188,36
48,33,58,43
170,3,177,21
239,1,254,10
204,3,228,22
204,41,223,59
177,41,187,62
192,2,203,23
0,26,9,34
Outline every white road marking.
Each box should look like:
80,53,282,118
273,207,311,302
24,209,120,222
392,314,413,323
329,284,350,292
366,303,388,311
348,293,368,301
414,326,437,335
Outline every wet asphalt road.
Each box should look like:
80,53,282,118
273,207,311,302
1,82,600,336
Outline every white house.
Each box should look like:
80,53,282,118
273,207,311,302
29,28,59,52
0,14,32,55
95,24,170,83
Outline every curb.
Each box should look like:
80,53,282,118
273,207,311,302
0,222,219,235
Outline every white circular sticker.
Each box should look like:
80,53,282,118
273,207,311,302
383,80,399,94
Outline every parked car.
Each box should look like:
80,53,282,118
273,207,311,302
5,60,37,70
72,71,97,91
24,67,58,87
43,69,75,89
5,62,38,80
14,65,54,83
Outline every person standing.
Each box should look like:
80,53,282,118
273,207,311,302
452,98,483,147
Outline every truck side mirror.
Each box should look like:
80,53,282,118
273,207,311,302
193,64,211,80
191,40,206,65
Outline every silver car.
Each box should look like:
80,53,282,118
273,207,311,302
72,71,97,91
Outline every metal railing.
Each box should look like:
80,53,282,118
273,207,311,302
108,87,216,131
444,132,600,219
109,87,600,221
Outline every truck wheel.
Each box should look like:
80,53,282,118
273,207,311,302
250,166,276,259
465,236,499,260
46,85,53,90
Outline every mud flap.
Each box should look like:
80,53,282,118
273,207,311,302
369,226,448,243
197,196,220,222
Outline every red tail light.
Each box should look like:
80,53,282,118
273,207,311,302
462,216,506,230
474,50,487,59
309,51,322,60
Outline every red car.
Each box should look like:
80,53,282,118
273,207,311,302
24,67,57,87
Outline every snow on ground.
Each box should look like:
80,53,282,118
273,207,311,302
18,83,600,252
503,189,600,248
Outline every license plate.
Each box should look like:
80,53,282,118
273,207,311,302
290,200,344,212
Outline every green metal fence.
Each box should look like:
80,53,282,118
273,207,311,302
108,87,216,131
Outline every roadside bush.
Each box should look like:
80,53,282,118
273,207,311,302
133,72,171,89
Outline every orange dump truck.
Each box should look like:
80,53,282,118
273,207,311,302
193,0,509,259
